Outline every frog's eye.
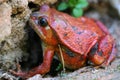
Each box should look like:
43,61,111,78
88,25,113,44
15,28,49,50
38,17,48,27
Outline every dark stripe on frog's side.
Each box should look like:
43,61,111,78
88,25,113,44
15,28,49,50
66,49,76,57
89,42,103,56
62,46,76,57
89,42,98,56
62,46,85,61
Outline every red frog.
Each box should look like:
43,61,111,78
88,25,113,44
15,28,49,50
10,5,117,79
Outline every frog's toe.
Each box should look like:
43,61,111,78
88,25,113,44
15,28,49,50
9,63,28,79
9,69,28,79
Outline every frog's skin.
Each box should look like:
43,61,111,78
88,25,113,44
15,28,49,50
10,5,117,79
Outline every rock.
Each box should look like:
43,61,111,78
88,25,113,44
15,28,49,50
0,3,11,42
0,10,31,69
0,0,30,70
9,0,28,14
0,0,7,4
0,48,23,70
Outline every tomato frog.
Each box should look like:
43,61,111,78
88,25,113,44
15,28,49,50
10,5,117,79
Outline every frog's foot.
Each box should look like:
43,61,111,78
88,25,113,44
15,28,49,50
9,69,28,79
10,64,49,79
9,63,28,78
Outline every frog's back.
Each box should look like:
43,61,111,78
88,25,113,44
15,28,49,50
49,9,104,55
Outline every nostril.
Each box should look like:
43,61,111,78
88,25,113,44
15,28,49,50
29,16,38,25
30,16,36,20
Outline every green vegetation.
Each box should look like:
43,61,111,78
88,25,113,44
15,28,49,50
56,63,62,71
57,0,88,17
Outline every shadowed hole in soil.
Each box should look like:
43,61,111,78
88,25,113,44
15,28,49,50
28,2,40,11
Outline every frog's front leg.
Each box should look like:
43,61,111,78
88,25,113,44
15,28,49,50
10,46,55,79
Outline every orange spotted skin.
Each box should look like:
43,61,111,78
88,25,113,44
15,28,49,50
10,5,117,79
